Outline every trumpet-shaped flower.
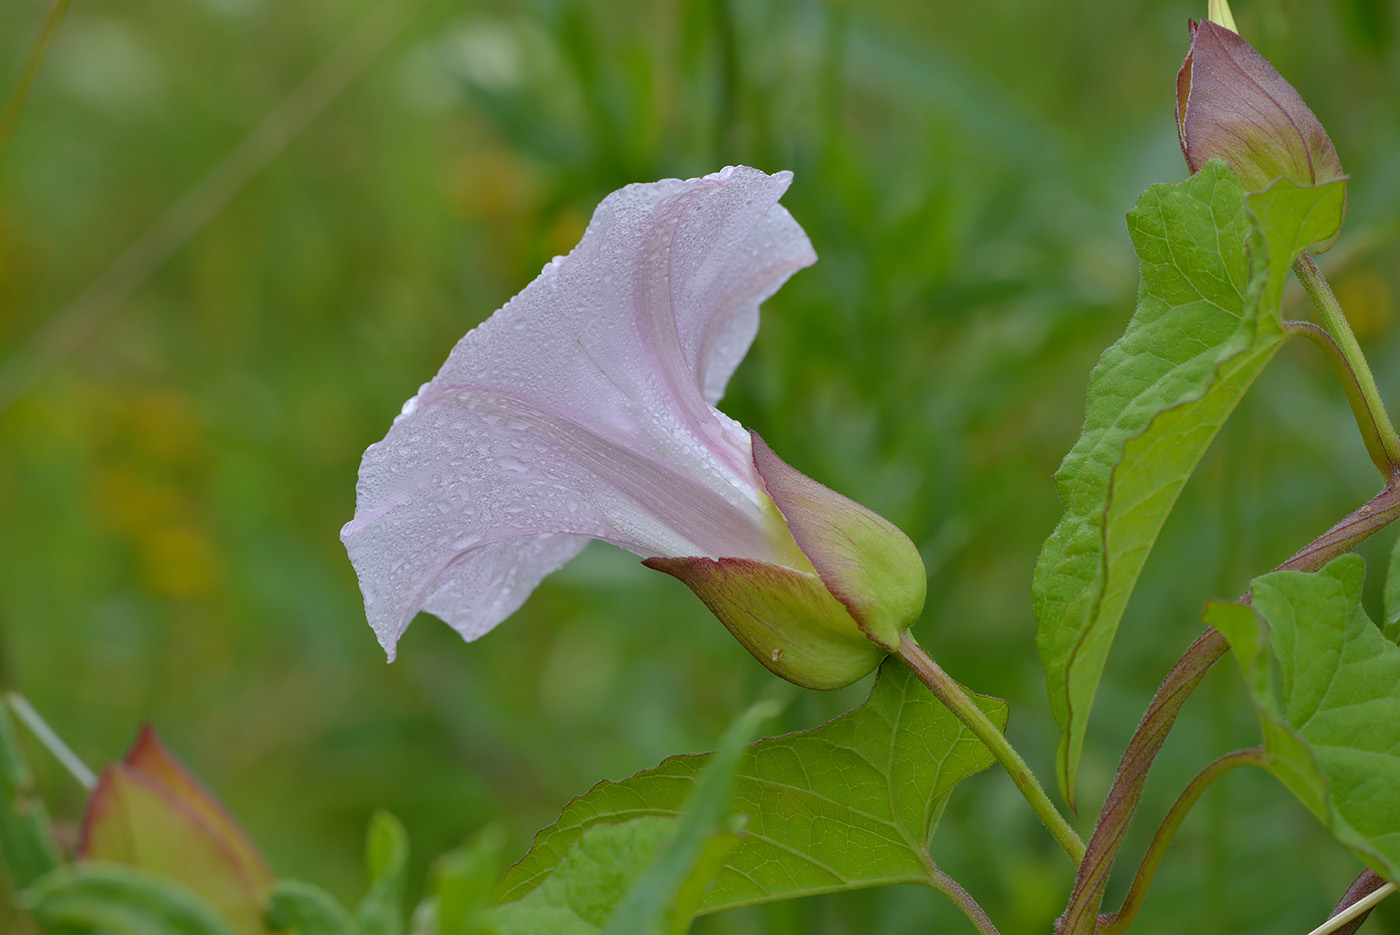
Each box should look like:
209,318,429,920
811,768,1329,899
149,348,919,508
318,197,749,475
343,166,925,688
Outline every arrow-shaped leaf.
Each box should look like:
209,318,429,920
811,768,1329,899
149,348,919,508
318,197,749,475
1032,163,1347,804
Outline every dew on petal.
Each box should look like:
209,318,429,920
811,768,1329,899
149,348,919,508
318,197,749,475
342,166,817,651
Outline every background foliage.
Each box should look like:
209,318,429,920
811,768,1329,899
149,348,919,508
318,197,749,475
2,0,1399,931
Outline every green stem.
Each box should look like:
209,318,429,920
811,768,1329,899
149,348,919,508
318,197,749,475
922,853,1001,935
0,0,72,157
1292,252,1400,479
896,636,1086,865
1099,748,1265,934
1285,320,1390,474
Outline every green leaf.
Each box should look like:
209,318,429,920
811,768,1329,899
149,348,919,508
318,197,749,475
495,659,1004,914
264,880,357,935
1207,555,1400,879
487,821,670,935
0,702,60,891
485,703,772,935
1032,163,1347,805
1382,533,1400,643
22,862,234,935
356,811,410,935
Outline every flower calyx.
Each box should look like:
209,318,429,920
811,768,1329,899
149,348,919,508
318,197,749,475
646,433,927,690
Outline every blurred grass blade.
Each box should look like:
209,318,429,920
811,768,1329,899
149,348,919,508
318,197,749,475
22,862,234,935
599,701,776,935
0,700,60,890
6,693,95,790
356,810,409,935
0,0,72,156
265,880,357,935
0,0,432,416
484,704,774,935
485,820,678,934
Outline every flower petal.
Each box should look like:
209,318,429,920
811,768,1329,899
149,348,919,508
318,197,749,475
343,167,816,656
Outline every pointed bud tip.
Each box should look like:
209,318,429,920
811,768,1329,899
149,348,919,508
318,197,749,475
1176,14,1345,241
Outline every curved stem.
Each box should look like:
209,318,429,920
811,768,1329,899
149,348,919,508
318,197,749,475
1056,483,1400,935
1275,482,1400,574
896,636,1086,865
1055,628,1228,935
1099,748,1265,934
1293,252,1400,480
1285,319,1390,475
0,0,72,157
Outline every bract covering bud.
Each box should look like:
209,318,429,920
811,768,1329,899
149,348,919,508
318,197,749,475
79,726,273,934
1176,19,1346,248
645,433,926,689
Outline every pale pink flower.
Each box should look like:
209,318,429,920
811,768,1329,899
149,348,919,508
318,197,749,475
342,167,817,659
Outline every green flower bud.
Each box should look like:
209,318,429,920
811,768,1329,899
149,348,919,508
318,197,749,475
1176,18,1346,247
646,433,926,690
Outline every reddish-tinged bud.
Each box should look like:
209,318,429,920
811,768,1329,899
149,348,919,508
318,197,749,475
1176,19,1346,247
79,726,273,934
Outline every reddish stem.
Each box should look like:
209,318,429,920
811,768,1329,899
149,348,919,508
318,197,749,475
1055,484,1400,934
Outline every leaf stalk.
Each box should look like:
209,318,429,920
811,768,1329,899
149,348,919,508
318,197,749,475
895,636,1086,865
923,858,1001,935
1292,251,1400,480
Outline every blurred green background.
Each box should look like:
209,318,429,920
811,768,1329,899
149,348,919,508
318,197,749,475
3,0,1400,931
